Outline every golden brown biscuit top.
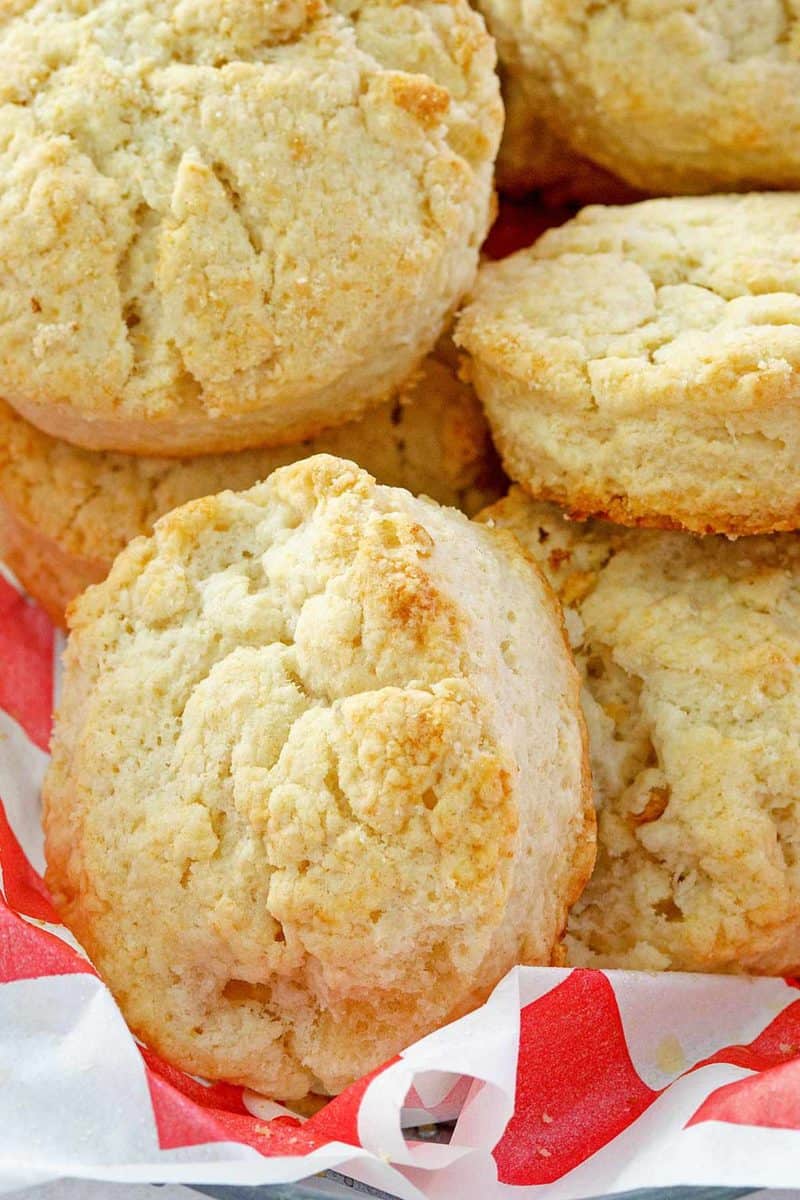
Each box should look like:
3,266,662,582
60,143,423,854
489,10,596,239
0,0,501,425
458,194,800,416
476,0,800,193
44,458,590,1097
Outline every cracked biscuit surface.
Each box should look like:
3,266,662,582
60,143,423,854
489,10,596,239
482,488,800,974
43,455,593,1098
457,194,800,535
0,349,505,625
477,0,800,195
0,0,501,454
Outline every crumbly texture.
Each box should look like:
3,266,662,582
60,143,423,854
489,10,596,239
44,456,593,1098
457,194,800,536
481,487,800,975
0,349,505,625
494,67,640,205
477,0,800,195
0,0,501,455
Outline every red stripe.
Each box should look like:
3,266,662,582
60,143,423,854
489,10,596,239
143,1041,386,1153
141,1047,253,1116
687,996,800,1129
692,998,800,1076
688,1057,800,1130
0,575,54,751
0,799,59,922
493,971,658,1184
0,902,93,982
306,1058,399,1149
142,1047,328,1154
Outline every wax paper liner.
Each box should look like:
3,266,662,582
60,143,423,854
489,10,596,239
3,565,800,1199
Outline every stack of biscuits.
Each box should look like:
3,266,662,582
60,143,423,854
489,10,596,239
4,0,800,1103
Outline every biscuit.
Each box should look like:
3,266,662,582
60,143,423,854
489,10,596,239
0,352,505,626
43,455,593,1098
477,0,800,195
482,487,800,975
457,194,800,536
0,0,501,455
494,69,639,205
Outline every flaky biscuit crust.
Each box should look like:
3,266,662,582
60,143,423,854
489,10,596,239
482,488,800,975
458,195,800,535
44,456,592,1098
0,0,501,454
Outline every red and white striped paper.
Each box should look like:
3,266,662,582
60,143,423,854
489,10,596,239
3,563,800,1198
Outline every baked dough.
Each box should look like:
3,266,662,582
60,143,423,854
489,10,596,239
477,0,800,195
495,69,640,205
0,0,501,454
44,456,593,1098
0,351,505,625
482,487,800,974
458,194,800,535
